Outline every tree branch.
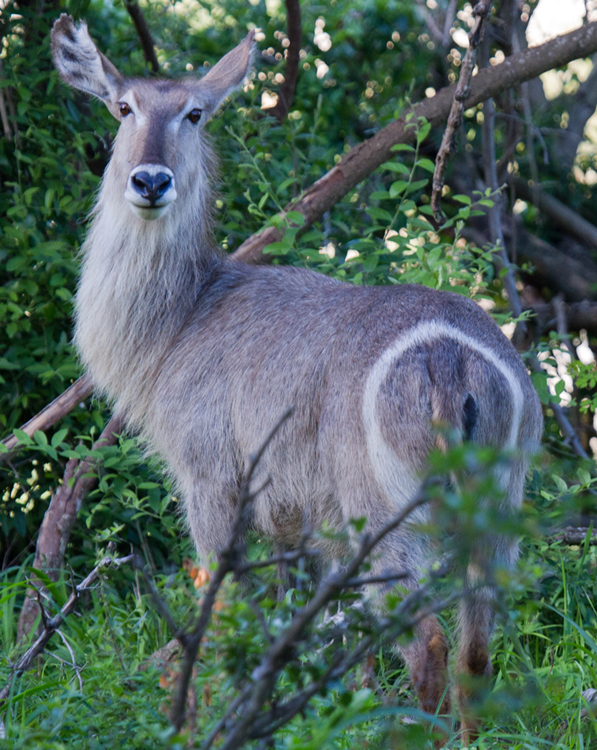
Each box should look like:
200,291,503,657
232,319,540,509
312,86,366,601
124,0,160,74
431,0,495,223
269,0,302,123
232,20,597,265
510,176,597,251
531,299,597,336
1,375,93,463
16,415,125,642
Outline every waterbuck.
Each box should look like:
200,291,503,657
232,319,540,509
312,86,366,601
51,14,542,740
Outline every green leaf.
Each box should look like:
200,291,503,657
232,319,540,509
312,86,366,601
578,469,592,486
416,121,431,143
13,428,34,446
389,181,408,198
6,255,26,272
416,158,435,173
382,162,410,174
552,474,568,492
33,430,48,447
285,211,305,226
391,143,415,152
366,207,393,222
454,194,471,205
51,428,69,448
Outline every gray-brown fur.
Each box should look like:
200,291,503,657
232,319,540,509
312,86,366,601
51,15,543,739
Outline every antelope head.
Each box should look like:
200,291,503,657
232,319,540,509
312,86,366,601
51,15,254,220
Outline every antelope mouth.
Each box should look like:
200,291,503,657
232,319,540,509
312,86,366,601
125,164,177,220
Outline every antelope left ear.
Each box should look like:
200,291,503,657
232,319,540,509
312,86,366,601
197,30,255,115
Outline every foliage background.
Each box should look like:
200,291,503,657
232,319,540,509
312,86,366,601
2,0,597,747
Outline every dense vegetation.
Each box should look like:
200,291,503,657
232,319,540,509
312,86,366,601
2,0,597,747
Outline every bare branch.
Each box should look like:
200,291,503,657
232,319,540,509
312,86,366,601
236,547,319,573
553,525,597,545
16,415,125,641
0,554,134,704
1,375,93,462
528,357,590,460
463,220,597,302
132,556,188,645
431,0,495,223
532,300,597,336
233,20,597,265
270,0,302,122
0,86,12,141
124,0,160,74
510,176,597,251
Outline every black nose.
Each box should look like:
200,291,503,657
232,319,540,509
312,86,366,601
131,171,172,204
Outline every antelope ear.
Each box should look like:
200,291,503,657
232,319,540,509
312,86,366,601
51,14,123,104
197,30,255,115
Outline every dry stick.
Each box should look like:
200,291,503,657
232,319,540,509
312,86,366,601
16,414,125,642
270,0,302,123
124,0,160,74
478,80,589,459
0,59,20,150
510,176,597,251
534,300,597,337
0,87,12,141
442,0,459,48
481,96,524,322
430,0,495,223
232,20,597,266
553,294,577,361
170,408,294,732
555,526,597,545
0,554,134,704
1,375,93,461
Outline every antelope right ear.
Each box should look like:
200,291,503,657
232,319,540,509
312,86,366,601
197,29,255,115
51,14,123,105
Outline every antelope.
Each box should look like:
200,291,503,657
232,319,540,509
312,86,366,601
51,14,542,741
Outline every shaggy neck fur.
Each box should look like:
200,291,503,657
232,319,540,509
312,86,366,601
75,140,223,425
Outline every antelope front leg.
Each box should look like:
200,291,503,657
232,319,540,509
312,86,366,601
402,614,451,747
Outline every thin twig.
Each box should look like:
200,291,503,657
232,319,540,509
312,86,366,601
480,91,527,345
0,87,12,141
54,629,84,692
236,546,318,573
341,570,410,588
431,0,495,223
132,556,188,645
0,554,134,704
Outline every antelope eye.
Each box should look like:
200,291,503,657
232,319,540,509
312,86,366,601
187,108,202,124
119,102,131,117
